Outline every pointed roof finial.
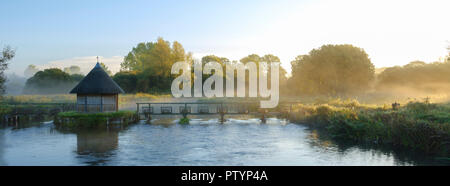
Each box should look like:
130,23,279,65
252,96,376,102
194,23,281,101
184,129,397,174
95,56,101,68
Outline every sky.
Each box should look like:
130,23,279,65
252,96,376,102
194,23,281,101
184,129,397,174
1,0,449,75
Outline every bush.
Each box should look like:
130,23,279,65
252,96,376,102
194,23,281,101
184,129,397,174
55,111,138,129
179,118,190,124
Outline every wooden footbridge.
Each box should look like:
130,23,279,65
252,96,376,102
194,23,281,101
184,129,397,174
1,103,77,125
136,102,297,123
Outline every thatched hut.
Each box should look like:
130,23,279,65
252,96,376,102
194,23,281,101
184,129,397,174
70,62,124,112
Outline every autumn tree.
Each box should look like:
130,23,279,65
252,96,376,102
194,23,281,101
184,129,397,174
240,54,288,93
201,55,230,78
261,54,288,93
240,54,262,64
201,55,230,66
119,37,191,93
290,44,375,96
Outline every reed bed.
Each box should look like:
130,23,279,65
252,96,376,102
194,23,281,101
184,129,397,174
289,99,450,156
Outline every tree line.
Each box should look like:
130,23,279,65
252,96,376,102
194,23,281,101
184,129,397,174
2,39,449,97
287,44,450,97
19,62,112,94
114,39,450,98
113,37,289,94
376,60,450,94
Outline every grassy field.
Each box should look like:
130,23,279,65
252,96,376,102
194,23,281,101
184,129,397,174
0,93,172,109
289,99,450,156
1,94,76,103
0,93,171,116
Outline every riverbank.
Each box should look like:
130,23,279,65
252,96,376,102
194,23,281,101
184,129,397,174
3,118,442,165
54,111,138,130
0,93,172,109
289,100,450,156
0,102,76,125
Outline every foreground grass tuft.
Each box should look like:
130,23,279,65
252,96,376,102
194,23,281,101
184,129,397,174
179,118,190,124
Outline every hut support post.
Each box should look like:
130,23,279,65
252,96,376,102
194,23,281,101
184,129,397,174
219,102,225,124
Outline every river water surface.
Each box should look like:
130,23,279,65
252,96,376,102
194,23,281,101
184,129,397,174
0,117,448,166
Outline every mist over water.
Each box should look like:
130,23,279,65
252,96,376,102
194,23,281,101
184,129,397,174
1,117,447,166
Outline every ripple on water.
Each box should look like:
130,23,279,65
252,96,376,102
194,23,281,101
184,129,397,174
1,118,442,165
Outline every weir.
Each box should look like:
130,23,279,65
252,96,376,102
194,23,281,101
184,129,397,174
136,102,295,124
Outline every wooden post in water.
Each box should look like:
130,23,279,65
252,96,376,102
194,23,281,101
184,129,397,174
181,103,189,121
219,102,225,124
260,109,267,124
136,103,140,120
13,115,18,126
144,103,152,124
148,103,152,122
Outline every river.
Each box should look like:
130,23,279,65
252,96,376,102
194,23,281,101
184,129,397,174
0,117,448,166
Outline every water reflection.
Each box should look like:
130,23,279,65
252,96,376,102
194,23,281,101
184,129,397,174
75,130,119,166
77,131,118,155
0,117,449,165
305,128,450,166
0,128,5,165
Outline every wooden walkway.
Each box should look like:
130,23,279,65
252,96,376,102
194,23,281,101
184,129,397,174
1,102,77,125
136,102,297,123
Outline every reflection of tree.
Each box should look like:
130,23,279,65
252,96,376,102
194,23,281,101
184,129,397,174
306,129,450,165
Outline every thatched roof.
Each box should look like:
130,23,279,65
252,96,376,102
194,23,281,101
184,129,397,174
70,63,124,94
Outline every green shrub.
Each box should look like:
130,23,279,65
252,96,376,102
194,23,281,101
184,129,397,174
179,118,190,124
55,111,138,129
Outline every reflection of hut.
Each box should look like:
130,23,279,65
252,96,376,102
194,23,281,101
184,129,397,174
76,131,118,155
70,62,124,112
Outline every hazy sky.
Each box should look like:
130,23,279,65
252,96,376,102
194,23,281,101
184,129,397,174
1,0,449,75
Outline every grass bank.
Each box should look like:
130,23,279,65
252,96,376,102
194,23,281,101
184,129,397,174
1,93,171,108
289,99,450,156
0,102,76,124
54,111,138,130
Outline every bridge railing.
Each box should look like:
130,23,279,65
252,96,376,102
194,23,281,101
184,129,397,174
136,102,261,115
136,101,298,116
